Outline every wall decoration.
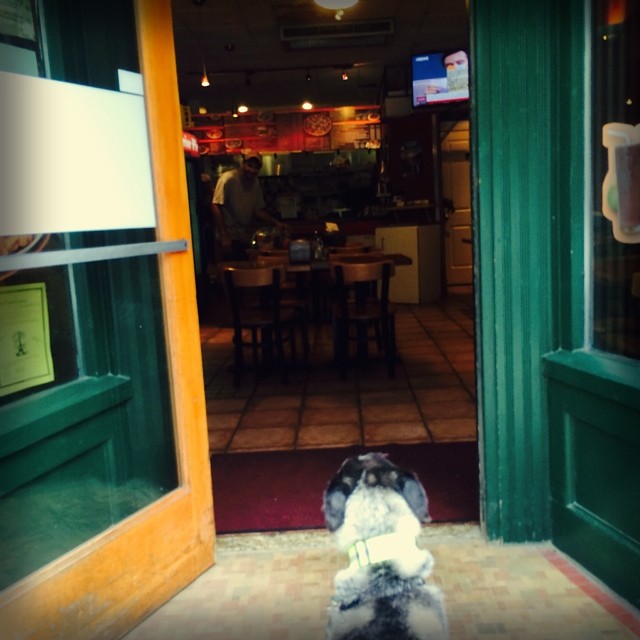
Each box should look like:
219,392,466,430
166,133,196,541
0,283,54,397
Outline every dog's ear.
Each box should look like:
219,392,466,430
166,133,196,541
323,456,365,531
400,473,430,523
323,488,347,532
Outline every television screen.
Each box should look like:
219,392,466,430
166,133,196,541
411,50,469,107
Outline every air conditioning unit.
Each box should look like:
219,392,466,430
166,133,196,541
280,19,394,50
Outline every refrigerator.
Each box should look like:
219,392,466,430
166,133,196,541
374,224,442,303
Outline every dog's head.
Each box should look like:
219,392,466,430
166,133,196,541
322,452,429,533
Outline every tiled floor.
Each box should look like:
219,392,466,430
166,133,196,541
201,285,478,454
123,525,640,639
121,286,640,639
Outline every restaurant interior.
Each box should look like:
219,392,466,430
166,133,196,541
169,0,476,455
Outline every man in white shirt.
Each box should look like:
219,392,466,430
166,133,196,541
212,151,287,260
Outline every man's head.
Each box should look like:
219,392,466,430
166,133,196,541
241,151,262,178
444,50,468,69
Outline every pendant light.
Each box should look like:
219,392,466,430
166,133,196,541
201,63,210,87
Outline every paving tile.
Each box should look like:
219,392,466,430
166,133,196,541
123,526,640,640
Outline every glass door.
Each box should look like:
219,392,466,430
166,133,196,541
0,2,214,636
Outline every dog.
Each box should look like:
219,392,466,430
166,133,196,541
323,452,448,640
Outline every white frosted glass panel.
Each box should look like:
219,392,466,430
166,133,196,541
0,71,156,235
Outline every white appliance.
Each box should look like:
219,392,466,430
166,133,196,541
375,225,442,303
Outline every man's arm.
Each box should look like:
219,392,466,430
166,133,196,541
212,202,232,249
256,208,290,232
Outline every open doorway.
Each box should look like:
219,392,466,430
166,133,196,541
171,1,478,535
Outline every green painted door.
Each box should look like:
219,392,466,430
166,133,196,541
543,0,640,608
472,0,639,608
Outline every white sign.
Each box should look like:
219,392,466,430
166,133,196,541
0,71,156,235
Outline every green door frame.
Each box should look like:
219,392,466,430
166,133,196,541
472,0,561,542
472,0,640,607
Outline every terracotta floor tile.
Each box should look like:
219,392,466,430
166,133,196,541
359,389,415,405
361,402,422,424
301,406,360,426
420,401,477,420
428,418,478,441
413,386,473,403
206,397,248,413
297,423,361,449
239,408,299,429
208,429,235,454
409,373,462,388
357,376,410,392
207,412,242,431
303,394,359,409
364,421,431,446
227,427,296,452
247,395,303,411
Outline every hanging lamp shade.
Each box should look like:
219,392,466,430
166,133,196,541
314,0,358,9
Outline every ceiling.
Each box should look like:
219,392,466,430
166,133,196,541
171,0,470,115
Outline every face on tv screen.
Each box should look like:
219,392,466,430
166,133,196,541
412,50,469,107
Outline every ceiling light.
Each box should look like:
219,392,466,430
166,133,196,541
200,63,210,87
341,70,349,80
305,70,312,82
237,104,248,113
302,101,313,110
314,0,358,9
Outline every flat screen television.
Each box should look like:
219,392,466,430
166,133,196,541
411,50,469,107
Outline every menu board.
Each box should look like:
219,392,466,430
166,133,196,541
191,106,381,155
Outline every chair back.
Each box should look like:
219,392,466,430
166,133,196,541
328,251,392,268
331,259,394,312
223,263,279,289
328,242,365,255
222,264,283,321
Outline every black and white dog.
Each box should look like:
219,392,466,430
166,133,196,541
323,452,448,640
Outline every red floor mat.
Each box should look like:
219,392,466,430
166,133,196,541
211,442,479,533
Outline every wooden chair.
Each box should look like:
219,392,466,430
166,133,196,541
327,242,366,256
330,258,396,380
255,254,310,362
222,263,299,387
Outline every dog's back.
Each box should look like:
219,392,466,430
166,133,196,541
323,453,448,640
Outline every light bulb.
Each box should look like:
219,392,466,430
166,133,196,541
201,63,210,87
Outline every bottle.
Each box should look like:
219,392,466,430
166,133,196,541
312,230,325,261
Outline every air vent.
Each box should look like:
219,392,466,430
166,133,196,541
280,19,394,49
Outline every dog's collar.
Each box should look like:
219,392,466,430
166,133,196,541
347,533,416,569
